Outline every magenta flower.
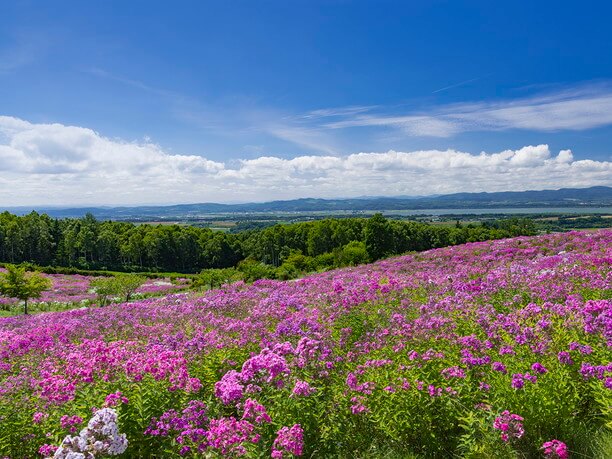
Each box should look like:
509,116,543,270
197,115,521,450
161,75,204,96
60,415,83,433
272,424,304,458
32,412,48,424
441,366,466,379
206,417,260,456
531,362,548,374
104,390,129,407
241,398,271,424
493,410,524,442
511,373,525,389
38,443,58,456
350,396,369,414
215,370,244,404
291,380,315,397
492,361,507,374
0,229,610,457
541,439,569,459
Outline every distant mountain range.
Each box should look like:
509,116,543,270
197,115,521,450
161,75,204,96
4,186,612,219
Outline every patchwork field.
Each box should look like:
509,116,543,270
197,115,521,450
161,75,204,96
0,231,610,458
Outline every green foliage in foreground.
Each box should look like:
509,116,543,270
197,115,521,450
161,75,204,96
0,232,611,457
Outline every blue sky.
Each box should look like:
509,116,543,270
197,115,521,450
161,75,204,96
0,1,611,205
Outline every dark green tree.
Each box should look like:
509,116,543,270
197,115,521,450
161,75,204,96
364,214,393,261
336,241,369,266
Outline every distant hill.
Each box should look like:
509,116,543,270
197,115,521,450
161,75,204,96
4,186,611,219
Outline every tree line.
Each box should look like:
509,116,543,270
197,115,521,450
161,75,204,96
0,211,536,274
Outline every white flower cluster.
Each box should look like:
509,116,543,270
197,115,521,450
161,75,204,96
51,408,128,458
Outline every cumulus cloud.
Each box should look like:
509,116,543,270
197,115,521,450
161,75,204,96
0,116,610,206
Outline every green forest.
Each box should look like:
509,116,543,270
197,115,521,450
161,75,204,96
0,211,536,275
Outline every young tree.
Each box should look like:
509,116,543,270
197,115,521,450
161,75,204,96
90,276,118,307
114,274,146,302
0,264,52,314
237,258,275,282
91,274,146,306
193,268,242,290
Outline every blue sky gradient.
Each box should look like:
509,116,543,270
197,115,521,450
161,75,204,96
0,1,611,205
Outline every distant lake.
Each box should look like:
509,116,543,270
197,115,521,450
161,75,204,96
382,207,612,216
212,207,612,218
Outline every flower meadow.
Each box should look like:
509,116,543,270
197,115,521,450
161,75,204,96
0,231,610,458
0,271,189,313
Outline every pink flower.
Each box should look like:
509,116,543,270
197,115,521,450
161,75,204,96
531,362,548,374
60,415,83,433
32,412,48,424
241,398,271,424
215,370,244,404
206,417,260,456
493,410,524,442
541,439,569,459
350,396,369,414
291,380,315,397
272,424,304,458
38,444,58,457
104,390,129,407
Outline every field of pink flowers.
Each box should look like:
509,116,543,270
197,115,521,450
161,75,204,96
0,271,189,312
0,231,610,458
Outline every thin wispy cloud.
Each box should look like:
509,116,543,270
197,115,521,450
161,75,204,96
85,67,237,132
293,82,612,139
431,74,492,94
265,125,340,155
0,31,48,74
85,68,181,99
81,69,366,152
71,72,612,153
239,82,612,151
299,105,377,120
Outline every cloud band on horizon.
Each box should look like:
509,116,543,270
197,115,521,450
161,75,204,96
0,115,610,206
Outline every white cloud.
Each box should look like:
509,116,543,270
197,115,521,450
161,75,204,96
0,115,610,206
264,125,340,155
300,105,377,120
317,84,612,137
